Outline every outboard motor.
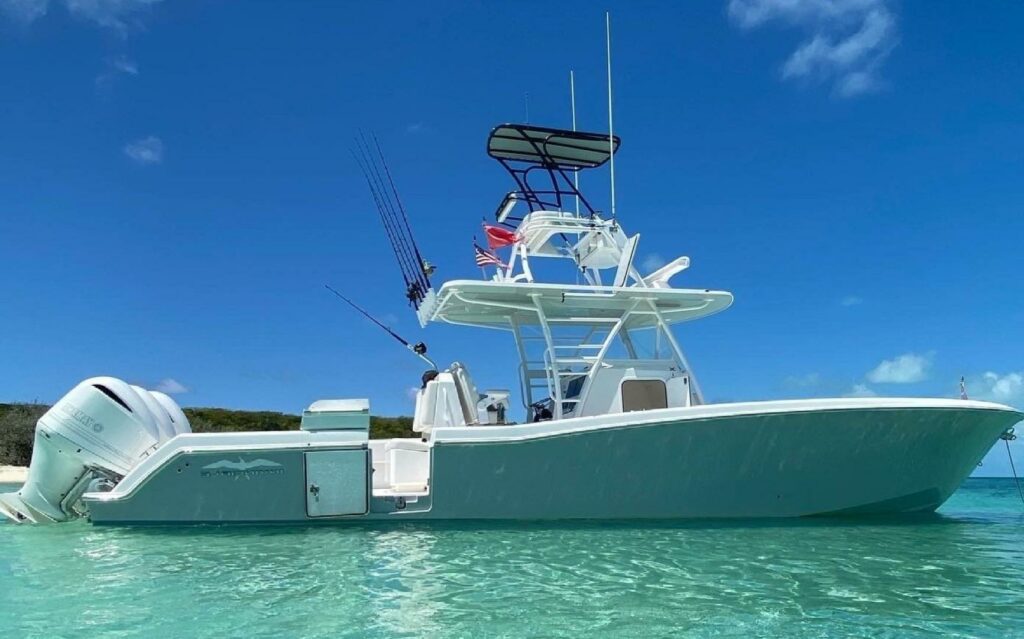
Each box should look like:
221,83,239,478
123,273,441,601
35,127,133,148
0,377,190,524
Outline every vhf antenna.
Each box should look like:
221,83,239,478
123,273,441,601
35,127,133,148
325,284,437,369
605,11,617,219
570,69,580,218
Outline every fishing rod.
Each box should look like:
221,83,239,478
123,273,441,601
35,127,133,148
352,133,431,303
356,133,422,288
324,284,437,370
350,147,415,295
372,134,432,290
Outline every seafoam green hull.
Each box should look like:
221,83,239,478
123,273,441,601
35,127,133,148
83,401,1021,525
429,407,1010,519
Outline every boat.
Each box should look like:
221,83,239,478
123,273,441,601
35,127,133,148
1,123,1020,525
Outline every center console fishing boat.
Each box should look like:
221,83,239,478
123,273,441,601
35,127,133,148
2,123,1020,525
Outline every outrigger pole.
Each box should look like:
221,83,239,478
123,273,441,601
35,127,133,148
325,284,436,369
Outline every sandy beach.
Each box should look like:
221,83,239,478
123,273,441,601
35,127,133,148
0,466,27,484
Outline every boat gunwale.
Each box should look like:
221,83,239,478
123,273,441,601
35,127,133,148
430,397,1023,445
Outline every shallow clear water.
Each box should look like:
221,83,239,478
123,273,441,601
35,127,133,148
2,479,1023,638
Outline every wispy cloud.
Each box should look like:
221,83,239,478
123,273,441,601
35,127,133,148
844,383,877,397
641,254,666,272
839,295,863,307
965,372,1024,406
109,55,137,75
866,352,931,384
0,0,48,23
96,55,138,87
67,0,162,31
123,135,163,165
726,0,898,97
3,0,164,31
155,378,188,394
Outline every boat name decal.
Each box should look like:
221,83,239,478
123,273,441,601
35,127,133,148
200,458,284,478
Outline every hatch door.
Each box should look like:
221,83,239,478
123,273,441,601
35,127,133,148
304,449,369,517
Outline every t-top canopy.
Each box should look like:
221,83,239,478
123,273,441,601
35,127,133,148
423,280,734,330
487,124,621,169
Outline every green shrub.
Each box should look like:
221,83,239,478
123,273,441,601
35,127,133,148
0,403,47,467
183,408,302,433
370,416,417,439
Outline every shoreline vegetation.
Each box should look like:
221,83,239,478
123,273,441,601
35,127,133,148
0,403,414,468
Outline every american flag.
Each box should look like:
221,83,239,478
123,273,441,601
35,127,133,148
474,244,504,268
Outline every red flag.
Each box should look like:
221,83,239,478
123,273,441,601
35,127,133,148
484,224,517,249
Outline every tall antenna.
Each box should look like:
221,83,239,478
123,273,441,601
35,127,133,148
605,11,616,219
570,69,580,218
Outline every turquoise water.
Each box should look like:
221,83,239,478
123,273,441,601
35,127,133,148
2,479,1023,638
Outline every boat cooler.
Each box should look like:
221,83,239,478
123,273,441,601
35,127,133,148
301,399,371,432
301,399,370,517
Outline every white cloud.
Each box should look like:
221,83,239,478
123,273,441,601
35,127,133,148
642,254,666,272
65,0,161,31
844,383,877,397
109,55,138,75
727,0,897,97
123,135,163,164
866,352,931,384
96,55,138,87
406,386,420,402
155,378,188,394
840,295,863,307
1,0,161,31
784,372,820,388
0,0,48,22
966,372,1024,406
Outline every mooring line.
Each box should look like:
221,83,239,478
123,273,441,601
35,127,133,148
1003,430,1024,508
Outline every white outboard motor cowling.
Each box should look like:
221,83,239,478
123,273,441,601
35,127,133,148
0,377,190,524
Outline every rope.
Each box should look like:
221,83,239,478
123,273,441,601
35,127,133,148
1004,432,1024,507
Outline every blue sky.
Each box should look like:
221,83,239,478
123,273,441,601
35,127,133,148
1,1,1021,474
